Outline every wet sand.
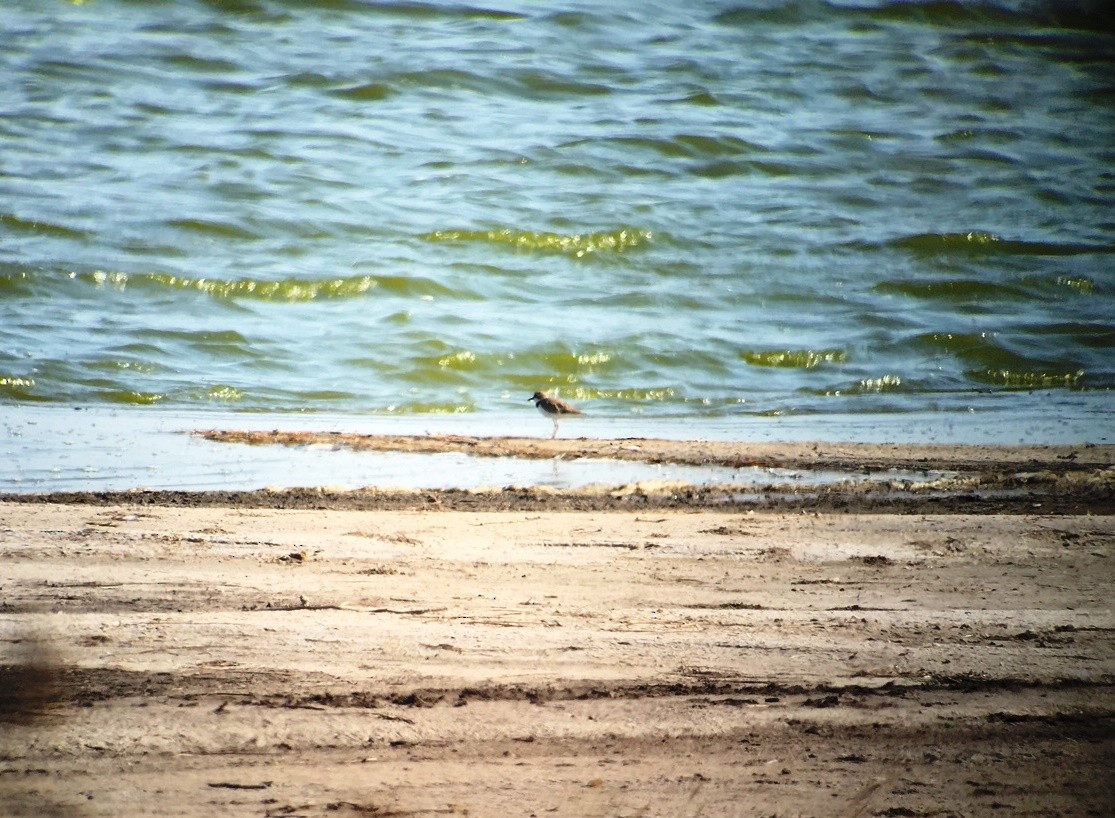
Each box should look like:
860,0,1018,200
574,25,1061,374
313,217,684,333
1,438,1113,817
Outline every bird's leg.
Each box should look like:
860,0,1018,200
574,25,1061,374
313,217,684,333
551,419,559,439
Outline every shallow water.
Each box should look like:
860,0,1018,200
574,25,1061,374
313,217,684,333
0,404,1105,493
2,1,1113,442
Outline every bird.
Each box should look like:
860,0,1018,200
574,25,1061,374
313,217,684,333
528,391,583,439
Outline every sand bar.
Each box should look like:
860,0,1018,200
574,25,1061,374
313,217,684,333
196,430,1115,471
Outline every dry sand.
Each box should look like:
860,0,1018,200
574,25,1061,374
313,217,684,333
1,438,1113,817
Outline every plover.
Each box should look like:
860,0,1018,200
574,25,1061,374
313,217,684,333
528,391,583,439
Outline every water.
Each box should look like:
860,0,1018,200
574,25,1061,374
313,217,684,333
2,1,1114,455
3,405,977,492
0,400,1101,494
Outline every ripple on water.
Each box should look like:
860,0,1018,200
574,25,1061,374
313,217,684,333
1,1,1111,431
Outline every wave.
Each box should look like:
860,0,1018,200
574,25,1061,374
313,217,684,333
1052,276,1097,294
0,212,89,240
803,374,907,396
1,270,455,303
544,386,680,402
882,232,1113,257
741,349,847,368
1037,321,1115,348
352,66,612,101
874,278,1033,301
419,227,654,257
967,368,1086,389
167,218,262,241
911,331,1032,367
910,331,1089,389
875,270,1102,302
558,134,766,165
368,344,627,387
0,376,338,409
0,268,34,296
512,70,613,98
852,374,904,393
345,340,707,403
0,377,41,401
328,82,395,102
100,390,167,406
714,1,1115,33
165,0,525,21
141,273,455,301
335,1,524,21
866,0,1115,33
381,400,476,414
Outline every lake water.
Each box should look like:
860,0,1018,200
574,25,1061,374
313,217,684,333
1,1,1113,490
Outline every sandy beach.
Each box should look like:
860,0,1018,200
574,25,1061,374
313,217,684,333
2,437,1113,817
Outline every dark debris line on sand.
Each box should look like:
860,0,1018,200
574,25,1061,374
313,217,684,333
0,488,1109,514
